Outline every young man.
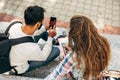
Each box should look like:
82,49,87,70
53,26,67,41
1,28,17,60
5,6,60,75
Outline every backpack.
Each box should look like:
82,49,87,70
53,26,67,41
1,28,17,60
0,21,34,73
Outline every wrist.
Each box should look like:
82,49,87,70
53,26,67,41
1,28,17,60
48,35,54,38
48,36,53,39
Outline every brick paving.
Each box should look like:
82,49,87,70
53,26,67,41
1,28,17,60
0,0,120,28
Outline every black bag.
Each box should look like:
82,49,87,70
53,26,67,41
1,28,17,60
0,21,34,73
0,21,22,42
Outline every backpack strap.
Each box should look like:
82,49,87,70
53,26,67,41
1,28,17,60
9,36,34,46
5,21,22,36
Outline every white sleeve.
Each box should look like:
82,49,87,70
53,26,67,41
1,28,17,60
29,37,53,61
39,37,53,60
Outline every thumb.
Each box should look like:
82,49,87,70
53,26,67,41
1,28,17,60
53,25,56,30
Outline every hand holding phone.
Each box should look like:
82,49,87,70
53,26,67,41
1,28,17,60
48,26,56,38
49,17,56,29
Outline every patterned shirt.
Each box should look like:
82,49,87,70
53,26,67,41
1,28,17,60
45,52,84,80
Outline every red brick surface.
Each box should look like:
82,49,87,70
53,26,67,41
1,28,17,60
0,13,120,35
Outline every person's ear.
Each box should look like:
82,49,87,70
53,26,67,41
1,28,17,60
35,22,41,29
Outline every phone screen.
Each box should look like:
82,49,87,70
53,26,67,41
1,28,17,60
49,17,56,28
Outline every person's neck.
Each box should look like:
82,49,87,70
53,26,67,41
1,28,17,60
21,25,34,35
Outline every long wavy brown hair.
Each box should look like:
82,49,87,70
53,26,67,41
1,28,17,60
68,15,111,80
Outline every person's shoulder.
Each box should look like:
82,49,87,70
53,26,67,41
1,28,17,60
9,19,23,25
9,20,23,30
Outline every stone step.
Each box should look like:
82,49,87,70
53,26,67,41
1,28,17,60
0,74,43,80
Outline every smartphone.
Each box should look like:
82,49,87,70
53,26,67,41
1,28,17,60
49,17,56,29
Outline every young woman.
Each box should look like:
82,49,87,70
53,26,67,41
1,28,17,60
45,15,111,80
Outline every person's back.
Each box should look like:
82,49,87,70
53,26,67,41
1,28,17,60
45,15,111,80
3,6,60,75
9,22,44,73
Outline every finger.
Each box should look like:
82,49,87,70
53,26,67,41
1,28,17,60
53,25,56,29
49,26,52,30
